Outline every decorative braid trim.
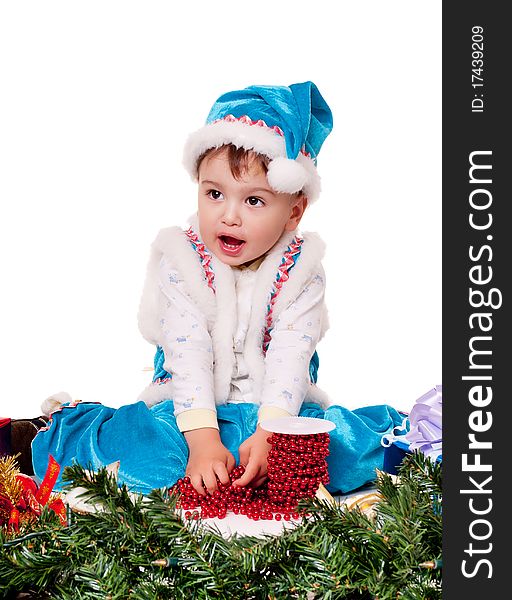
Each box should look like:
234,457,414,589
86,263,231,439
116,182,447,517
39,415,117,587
213,114,285,137
153,376,172,386
184,227,216,293
212,115,312,158
263,236,304,354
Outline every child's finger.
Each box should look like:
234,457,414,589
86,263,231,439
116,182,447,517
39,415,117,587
238,445,250,468
202,469,219,495
213,461,230,486
189,473,207,496
227,453,236,473
233,462,259,488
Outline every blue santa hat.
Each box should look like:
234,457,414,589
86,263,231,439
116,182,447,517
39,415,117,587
183,81,333,202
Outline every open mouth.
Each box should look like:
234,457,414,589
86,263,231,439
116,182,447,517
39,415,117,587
218,234,246,256
220,235,244,247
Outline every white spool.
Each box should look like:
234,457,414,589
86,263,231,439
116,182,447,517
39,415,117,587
259,416,335,435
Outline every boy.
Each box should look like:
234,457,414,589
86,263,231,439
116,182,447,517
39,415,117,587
137,82,331,495
33,82,402,496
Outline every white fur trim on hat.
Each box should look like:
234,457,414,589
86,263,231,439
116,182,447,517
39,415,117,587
183,120,322,202
296,153,321,202
183,120,285,177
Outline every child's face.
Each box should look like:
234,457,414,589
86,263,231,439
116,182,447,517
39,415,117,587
197,151,307,266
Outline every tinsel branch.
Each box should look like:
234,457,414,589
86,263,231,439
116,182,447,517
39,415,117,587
0,455,23,515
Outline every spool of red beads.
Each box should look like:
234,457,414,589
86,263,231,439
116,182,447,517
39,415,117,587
172,417,335,523
261,416,335,516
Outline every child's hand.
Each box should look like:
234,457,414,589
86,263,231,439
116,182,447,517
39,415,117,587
233,425,272,489
184,428,236,496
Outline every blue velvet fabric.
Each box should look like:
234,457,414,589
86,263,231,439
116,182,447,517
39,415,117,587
206,82,333,162
32,400,403,496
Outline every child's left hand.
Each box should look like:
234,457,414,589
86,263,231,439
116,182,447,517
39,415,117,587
234,425,272,488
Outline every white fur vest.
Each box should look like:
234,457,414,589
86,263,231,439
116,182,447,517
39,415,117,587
137,215,330,408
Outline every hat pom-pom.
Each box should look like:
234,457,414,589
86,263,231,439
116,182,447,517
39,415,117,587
267,156,309,195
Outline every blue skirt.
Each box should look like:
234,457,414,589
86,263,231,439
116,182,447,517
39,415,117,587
32,400,403,495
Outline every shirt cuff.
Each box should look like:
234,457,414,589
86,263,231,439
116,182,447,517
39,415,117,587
257,405,292,424
176,409,219,432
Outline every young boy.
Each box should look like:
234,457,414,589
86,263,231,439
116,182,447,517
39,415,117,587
33,82,403,496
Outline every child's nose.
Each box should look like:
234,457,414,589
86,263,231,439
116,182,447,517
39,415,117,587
221,202,242,226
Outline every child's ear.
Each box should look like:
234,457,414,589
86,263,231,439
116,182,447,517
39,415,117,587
285,195,308,231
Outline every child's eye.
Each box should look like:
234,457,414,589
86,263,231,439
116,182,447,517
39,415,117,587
246,196,265,207
207,189,224,201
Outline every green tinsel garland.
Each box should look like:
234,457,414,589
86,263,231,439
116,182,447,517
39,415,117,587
0,452,441,599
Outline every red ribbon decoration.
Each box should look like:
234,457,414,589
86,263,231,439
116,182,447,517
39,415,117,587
2,455,66,531
48,497,67,526
35,454,67,526
35,455,61,505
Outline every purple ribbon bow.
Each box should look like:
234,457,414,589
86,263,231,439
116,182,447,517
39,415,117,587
405,385,442,460
381,385,442,462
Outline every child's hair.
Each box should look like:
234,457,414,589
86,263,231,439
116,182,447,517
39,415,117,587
196,144,303,200
196,144,269,182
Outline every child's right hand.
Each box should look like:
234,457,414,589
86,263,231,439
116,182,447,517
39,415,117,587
184,428,236,496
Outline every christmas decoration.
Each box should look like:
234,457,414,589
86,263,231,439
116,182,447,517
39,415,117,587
0,451,442,598
0,455,66,535
382,385,442,475
404,385,442,460
64,460,123,515
174,430,330,523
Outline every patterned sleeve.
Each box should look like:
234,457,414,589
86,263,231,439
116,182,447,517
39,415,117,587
259,267,326,417
157,257,217,426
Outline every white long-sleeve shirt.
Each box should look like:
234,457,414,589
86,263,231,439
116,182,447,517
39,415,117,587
157,255,326,432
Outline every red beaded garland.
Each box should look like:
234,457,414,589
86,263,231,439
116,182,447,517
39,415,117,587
171,431,330,522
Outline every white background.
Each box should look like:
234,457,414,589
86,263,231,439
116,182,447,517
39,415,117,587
0,1,441,419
